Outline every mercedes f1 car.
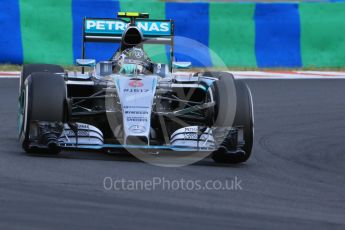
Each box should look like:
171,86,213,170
18,12,254,164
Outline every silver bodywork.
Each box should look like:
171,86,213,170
113,74,157,144
57,70,218,151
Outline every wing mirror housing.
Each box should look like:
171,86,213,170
76,59,96,67
172,61,192,69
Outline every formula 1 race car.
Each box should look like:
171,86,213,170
18,12,254,164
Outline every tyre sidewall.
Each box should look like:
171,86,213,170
19,73,66,152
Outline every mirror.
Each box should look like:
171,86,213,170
172,62,192,69
76,59,96,67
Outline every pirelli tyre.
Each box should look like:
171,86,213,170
231,79,254,163
205,72,254,164
18,72,66,154
19,64,64,92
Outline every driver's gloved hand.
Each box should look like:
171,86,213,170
120,64,136,75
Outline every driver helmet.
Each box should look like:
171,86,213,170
114,47,152,75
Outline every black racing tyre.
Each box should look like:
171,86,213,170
19,72,66,154
204,72,254,164
19,64,64,92
202,72,237,127
233,80,254,158
212,72,237,127
214,79,254,164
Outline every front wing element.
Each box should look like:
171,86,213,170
58,123,216,152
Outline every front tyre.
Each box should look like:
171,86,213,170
205,72,254,164
213,79,254,164
234,80,254,157
19,73,66,154
19,64,64,92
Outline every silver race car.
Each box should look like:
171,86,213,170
18,12,254,164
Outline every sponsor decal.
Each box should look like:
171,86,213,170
184,133,198,139
64,130,89,137
129,80,143,88
185,127,198,132
127,117,148,122
123,88,149,93
124,106,149,109
85,19,171,36
125,111,149,115
78,124,89,129
129,125,146,134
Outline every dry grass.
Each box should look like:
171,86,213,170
0,65,80,72
0,65,22,71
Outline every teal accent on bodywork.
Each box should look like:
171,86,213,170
119,64,137,75
152,78,157,91
199,85,207,92
199,78,216,92
117,78,120,91
202,78,216,87
112,76,121,91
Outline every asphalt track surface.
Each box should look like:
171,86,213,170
0,78,344,230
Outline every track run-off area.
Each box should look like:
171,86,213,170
0,72,344,229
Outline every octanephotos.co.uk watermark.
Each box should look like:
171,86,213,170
103,176,243,191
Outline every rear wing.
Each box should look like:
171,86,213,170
81,16,175,68
83,18,174,42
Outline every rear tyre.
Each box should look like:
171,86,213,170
19,73,66,154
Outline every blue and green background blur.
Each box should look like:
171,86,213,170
1,0,345,68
